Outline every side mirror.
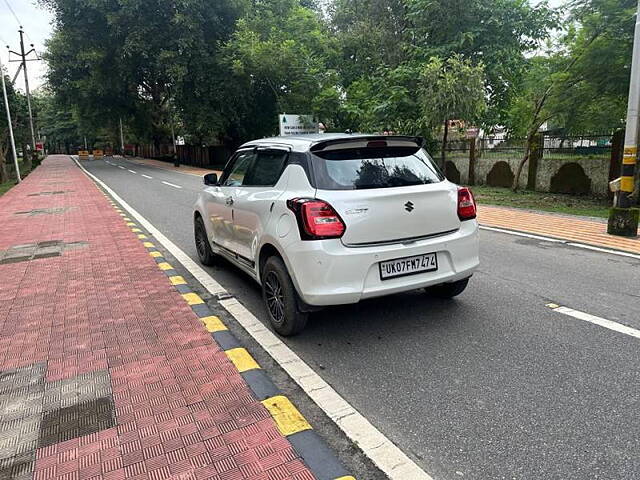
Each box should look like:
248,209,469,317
203,173,218,186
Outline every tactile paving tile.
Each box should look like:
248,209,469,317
0,365,115,478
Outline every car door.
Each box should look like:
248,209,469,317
229,147,290,265
204,150,256,252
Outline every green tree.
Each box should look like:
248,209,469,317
0,73,30,183
420,55,486,168
220,0,338,141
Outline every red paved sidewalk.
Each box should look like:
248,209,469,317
478,204,640,254
0,156,317,480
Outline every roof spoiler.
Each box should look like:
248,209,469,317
309,135,425,153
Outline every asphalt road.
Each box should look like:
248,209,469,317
84,157,640,480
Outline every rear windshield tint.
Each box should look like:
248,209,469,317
311,146,444,190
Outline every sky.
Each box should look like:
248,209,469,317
0,0,55,91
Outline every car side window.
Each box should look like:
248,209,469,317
223,151,255,187
242,150,288,187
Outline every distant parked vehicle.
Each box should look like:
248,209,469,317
193,134,480,335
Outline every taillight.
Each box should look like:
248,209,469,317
287,198,346,239
457,187,477,220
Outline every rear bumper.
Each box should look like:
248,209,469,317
285,220,480,306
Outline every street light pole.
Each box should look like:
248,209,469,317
0,55,21,182
608,0,640,236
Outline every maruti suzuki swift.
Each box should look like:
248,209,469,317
193,134,479,335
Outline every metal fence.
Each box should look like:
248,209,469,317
444,133,616,163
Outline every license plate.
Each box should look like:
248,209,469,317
379,253,438,280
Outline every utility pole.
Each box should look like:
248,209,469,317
8,27,39,158
0,55,21,182
608,0,640,236
119,117,125,155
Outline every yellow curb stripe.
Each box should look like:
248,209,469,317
226,348,261,373
169,275,187,285
131,228,142,233
126,222,136,226
182,292,204,305
143,242,155,248
261,395,312,436
149,251,163,258
123,216,131,221
137,234,148,239
201,315,227,332
158,262,173,271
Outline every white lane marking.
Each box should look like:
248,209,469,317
566,242,640,260
141,174,153,179
106,161,113,165
480,225,640,260
127,169,137,174
117,165,125,169
548,304,640,340
161,181,182,189
74,158,432,480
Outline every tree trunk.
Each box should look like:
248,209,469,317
0,148,9,184
512,135,533,192
440,119,449,171
22,143,32,171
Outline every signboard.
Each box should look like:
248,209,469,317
93,149,104,160
466,128,480,139
279,114,319,136
35,142,44,152
78,150,89,160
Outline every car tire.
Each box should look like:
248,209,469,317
194,215,216,266
261,256,308,336
426,278,469,298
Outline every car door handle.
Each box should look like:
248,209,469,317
225,196,234,206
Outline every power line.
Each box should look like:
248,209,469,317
2,0,39,51
2,0,21,27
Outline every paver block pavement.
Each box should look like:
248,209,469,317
0,156,316,480
478,204,640,254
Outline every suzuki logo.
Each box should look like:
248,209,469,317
404,201,414,212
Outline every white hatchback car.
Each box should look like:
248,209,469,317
194,134,479,335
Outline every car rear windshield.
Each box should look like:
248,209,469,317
311,146,444,190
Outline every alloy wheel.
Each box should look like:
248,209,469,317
264,271,285,325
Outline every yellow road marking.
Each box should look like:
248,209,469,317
546,303,560,309
169,275,186,285
149,251,162,258
182,293,204,305
226,348,260,372
143,242,155,248
158,262,173,270
126,222,136,226
137,234,148,239
123,217,131,221
335,477,357,480
201,316,227,332
131,228,142,233
261,395,312,436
